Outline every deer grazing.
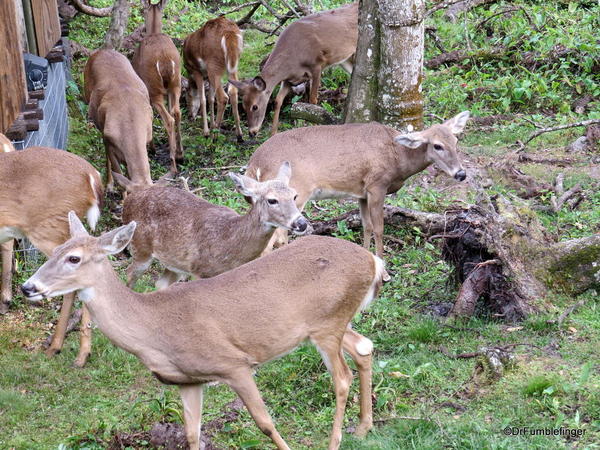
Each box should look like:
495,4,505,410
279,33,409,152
114,161,309,289
22,212,385,450
84,49,153,191
183,17,244,142
231,2,358,137
246,111,470,258
0,146,104,367
132,0,183,174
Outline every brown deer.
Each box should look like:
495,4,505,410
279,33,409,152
183,17,244,142
84,49,153,191
114,161,309,289
132,0,183,174
246,111,470,258
22,212,386,450
231,2,358,137
0,146,104,366
0,134,15,311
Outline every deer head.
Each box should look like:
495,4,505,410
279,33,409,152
21,212,136,302
229,161,309,234
141,0,168,34
394,111,470,181
229,77,269,138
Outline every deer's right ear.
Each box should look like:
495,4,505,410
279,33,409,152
394,132,426,149
69,211,89,238
98,222,137,255
229,173,259,198
229,79,246,92
275,161,292,184
252,76,266,91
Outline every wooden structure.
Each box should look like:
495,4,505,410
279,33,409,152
0,0,62,136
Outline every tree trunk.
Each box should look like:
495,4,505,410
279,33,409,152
345,0,424,132
102,0,130,50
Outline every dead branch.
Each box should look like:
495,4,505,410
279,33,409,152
523,119,600,146
289,102,340,125
425,26,446,54
548,173,582,213
449,260,500,318
438,345,480,359
220,0,260,17
68,0,113,17
546,299,587,327
236,2,261,26
443,0,500,22
517,153,576,167
426,0,467,17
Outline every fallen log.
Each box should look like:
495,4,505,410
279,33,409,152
289,102,340,125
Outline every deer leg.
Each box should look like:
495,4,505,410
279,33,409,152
271,81,292,136
73,305,92,367
228,72,243,142
191,72,209,137
212,80,229,131
1,240,14,313
127,256,152,289
152,98,177,174
208,84,217,130
180,384,204,450
312,335,353,450
46,292,76,357
168,86,183,162
358,198,373,251
103,140,116,192
367,189,386,258
227,369,291,450
343,329,373,437
187,76,200,119
156,268,183,290
309,66,322,104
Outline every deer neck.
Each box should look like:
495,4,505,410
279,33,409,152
398,144,432,180
227,203,276,260
146,9,163,35
260,53,292,92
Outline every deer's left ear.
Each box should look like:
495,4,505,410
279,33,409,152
69,211,89,238
98,222,137,255
275,161,292,184
229,173,259,199
394,132,427,149
444,111,470,135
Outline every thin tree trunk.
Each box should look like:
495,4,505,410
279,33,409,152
102,0,130,50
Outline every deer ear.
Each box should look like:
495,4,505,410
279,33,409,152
229,172,259,198
229,79,246,91
252,76,266,91
98,222,137,255
444,110,470,135
394,132,426,149
275,161,291,184
69,211,89,238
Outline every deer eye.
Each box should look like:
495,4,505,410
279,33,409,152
293,194,298,201
251,105,258,112
433,144,444,151
267,198,278,205
67,256,81,264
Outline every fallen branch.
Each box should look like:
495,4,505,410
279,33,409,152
549,173,582,213
68,0,113,17
449,259,500,318
289,102,340,125
546,299,587,327
523,119,600,147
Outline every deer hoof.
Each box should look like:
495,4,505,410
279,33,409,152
354,422,373,437
73,353,90,368
236,135,244,144
45,346,61,357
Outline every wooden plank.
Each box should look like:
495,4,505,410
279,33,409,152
0,1,27,133
31,0,60,57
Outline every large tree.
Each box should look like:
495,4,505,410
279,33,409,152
345,0,425,132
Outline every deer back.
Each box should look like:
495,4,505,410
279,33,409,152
0,148,103,254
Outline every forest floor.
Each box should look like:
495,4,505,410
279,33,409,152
1,0,599,448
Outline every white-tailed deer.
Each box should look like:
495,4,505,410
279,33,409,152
84,49,153,191
22,212,385,450
0,146,104,366
231,2,358,137
114,162,309,288
132,0,183,174
183,17,244,142
246,111,470,258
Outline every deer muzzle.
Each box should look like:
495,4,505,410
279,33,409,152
290,216,311,235
454,170,467,181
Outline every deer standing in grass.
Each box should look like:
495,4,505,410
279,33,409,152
246,111,470,258
0,146,103,367
231,2,358,137
114,162,309,289
133,0,183,174
183,17,244,142
22,212,385,450
84,49,153,191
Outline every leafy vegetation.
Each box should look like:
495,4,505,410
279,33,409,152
1,0,599,449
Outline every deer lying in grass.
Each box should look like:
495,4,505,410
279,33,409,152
84,49,153,191
0,146,103,366
133,0,183,174
246,111,470,258
183,17,244,142
22,212,385,449
114,162,309,288
231,2,358,137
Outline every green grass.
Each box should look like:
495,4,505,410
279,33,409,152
1,0,599,448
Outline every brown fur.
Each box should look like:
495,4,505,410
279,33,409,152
232,2,358,136
23,216,385,450
84,49,153,190
183,17,243,140
0,147,103,364
246,113,470,257
133,1,183,173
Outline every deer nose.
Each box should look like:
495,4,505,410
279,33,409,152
454,170,467,181
248,130,257,138
21,282,38,298
291,217,309,234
